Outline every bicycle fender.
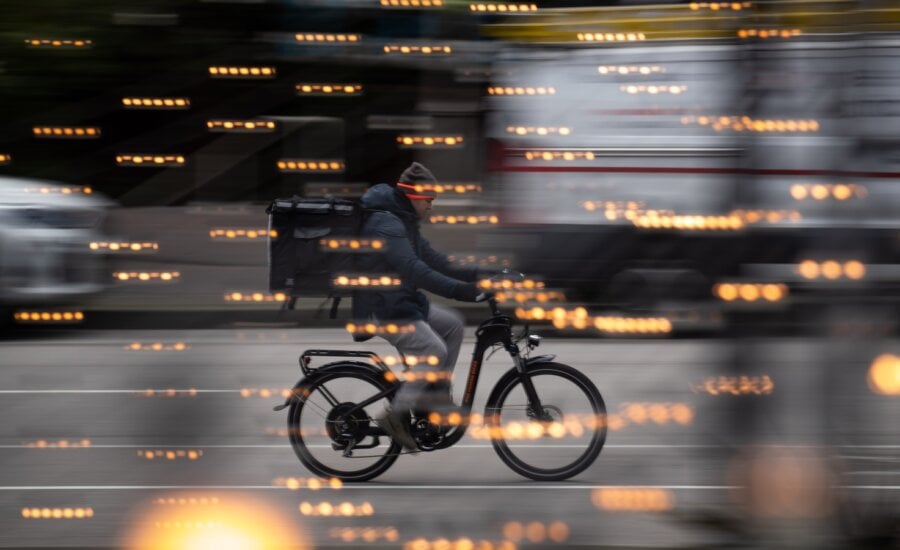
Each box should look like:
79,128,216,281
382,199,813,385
273,362,395,412
526,354,556,366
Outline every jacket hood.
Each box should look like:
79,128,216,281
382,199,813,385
360,183,417,220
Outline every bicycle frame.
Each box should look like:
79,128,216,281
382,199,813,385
424,296,549,449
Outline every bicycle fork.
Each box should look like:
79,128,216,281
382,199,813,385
511,352,553,422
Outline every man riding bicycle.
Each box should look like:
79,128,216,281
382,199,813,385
352,162,483,451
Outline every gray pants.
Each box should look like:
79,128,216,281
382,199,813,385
379,304,465,410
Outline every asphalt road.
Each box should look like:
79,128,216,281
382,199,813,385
0,329,897,548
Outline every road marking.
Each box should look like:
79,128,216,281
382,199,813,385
3,443,897,450
0,389,238,394
0,444,767,450
0,485,897,491
0,485,739,491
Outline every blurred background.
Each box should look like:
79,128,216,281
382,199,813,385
0,0,898,548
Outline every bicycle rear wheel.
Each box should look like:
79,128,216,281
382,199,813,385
288,367,401,481
485,362,607,481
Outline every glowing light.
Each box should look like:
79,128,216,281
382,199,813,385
296,33,361,44
494,290,565,304
683,115,818,133
125,342,189,352
121,493,310,549
632,212,745,231
690,1,750,10
505,126,571,136
272,477,343,490
488,86,555,96
89,241,159,252
276,159,344,172
592,488,674,511
14,311,84,324
224,292,288,303
329,527,399,542
25,39,93,48
739,28,802,39
789,182,866,201
344,323,415,336
381,0,442,6
122,97,190,109
24,439,91,448
396,135,465,148
32,126,101,139
136,388,198,398
867,354,900,395
209,228,276,240
295,84,363,96
332,275,401,288
206,120,276,132
714,283,787,302
429,215,499,225
22,507,94,519
116,155,185,167
470,3,537,12
598,65,664,75
523,150,594,161
692,375,774,395
23,185,92,194
113,271,180,282
576,32,646,42
299,501,373,516
619,84,686,95
138,449,204,461
208,66,276,78
383,44,451,54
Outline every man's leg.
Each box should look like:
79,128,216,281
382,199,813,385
376,320,448,452
424,304,465,402
380,320,448,411
426,304,465,374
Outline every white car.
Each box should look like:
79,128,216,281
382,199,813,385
0,177,111,316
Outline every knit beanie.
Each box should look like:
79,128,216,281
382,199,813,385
396,162,439,200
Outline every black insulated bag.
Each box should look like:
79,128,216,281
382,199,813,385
266,197,361,298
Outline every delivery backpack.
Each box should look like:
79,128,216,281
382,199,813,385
266,196,363,317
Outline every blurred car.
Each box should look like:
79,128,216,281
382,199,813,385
0,177,111,319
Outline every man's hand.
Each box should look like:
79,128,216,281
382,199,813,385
452,282,481,302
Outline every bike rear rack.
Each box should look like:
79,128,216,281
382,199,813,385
299,349,387,375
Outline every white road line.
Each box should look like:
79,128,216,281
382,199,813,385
2,443,896,450
0,390,238,394
0,485,739,491
0,485,896,491
0,444,754,450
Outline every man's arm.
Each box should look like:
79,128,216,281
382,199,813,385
372,214,475,298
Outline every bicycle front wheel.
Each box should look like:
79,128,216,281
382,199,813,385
485,362,607,481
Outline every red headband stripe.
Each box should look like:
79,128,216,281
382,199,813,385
396,181,436,200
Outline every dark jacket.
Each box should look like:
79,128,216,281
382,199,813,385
352,183,478,321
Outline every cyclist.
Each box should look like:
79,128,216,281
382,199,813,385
352,162,483,451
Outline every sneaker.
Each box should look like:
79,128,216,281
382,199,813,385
375,409,419,453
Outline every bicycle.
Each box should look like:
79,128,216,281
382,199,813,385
274,282,607,482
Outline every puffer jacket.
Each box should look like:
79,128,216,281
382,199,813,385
351,183,478,322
